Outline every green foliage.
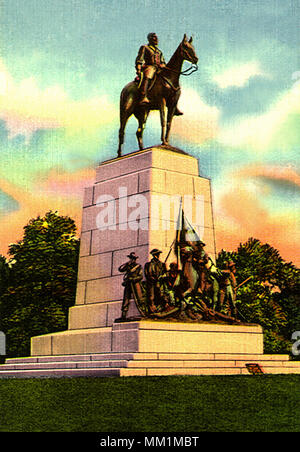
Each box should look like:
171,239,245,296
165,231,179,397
0,211,80,357
263,331,291,355
217,238,300,354
0,255,10,293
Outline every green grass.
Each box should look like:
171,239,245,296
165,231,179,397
0,375,299,432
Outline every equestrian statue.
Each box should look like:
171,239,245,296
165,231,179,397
118,33,198,157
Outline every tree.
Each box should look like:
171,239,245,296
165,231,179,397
217,238,300,354
0,255,10,293
0,211,80,357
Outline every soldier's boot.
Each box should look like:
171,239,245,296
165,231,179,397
174,107,183,116
139,78,151,104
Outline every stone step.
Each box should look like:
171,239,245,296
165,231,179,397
127,359,238,368
0,359,129,371
2,363,299,378
212,353,290,361
5,353,137,364
127,358,297,369
241,366,300,375
234,360,300,368
2,357,298,374
120,367,243,377
122,362,300,377
5,352,291,365
0,368,122,378
1,351,299,378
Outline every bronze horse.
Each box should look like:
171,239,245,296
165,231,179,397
118,35,198,157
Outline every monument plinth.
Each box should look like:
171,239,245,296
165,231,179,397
31,145,218,355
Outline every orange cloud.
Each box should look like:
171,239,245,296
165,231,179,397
39,167,96,198
0,167,96,256
214,166,300,266
234,164,300,188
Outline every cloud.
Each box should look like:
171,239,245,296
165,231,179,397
234,164,300,191
213,62,267,89
39,167,95,198
213,165,300,266
0,59,117,141
218,82,300,153
172,88,220,143
0,60,118,256
0,169,92,256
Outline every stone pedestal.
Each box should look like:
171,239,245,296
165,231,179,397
112,321,264,355
31,145,217,356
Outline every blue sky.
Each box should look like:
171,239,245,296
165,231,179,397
0,0,299,263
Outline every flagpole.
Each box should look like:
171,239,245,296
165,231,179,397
176,197,183,270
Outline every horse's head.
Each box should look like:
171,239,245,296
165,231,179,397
180,34,198,65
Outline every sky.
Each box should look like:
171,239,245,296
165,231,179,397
0,0,299,265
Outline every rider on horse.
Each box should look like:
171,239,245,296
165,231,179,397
135,33,183,115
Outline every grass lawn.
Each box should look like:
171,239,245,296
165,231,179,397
0,375,299,432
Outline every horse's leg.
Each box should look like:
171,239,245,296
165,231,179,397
135,109,149,150
165,106,176,145
118,119,126,157
118,87,137,157
118,106,129,157
159,100,167,145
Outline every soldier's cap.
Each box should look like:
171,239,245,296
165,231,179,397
127,252,138,260
150,248,162,256
228,260,236,267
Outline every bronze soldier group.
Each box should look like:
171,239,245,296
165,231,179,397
118,245,242,324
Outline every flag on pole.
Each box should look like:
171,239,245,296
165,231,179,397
174,197,204,269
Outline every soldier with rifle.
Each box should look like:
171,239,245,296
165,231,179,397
159,262,184,307
219,261,238,317
144,248,167,312
118,252,145,320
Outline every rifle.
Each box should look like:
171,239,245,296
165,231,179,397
236,276,253,291
235,276,253,322
164,239,175,264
